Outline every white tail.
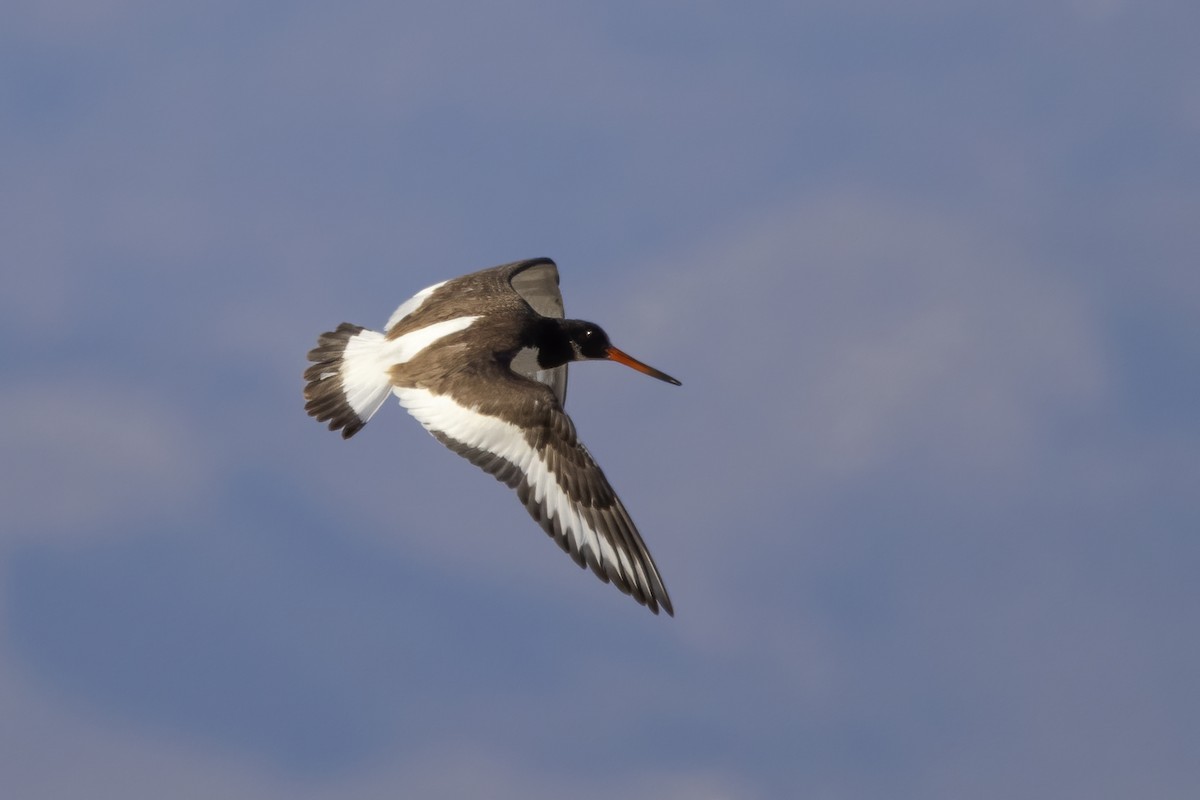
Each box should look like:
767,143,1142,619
303,323,393,439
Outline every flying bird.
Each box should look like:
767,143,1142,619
303,258,680,615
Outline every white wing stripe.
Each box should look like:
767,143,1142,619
394,387,615,576
384,279,449,332
384,316,480,364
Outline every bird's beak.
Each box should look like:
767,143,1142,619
605,346,682,386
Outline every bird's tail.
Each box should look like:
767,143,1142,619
303,323,394,439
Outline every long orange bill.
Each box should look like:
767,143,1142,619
605,346,682,386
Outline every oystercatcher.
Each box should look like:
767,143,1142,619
304,258,679,615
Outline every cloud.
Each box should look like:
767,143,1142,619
628,188,1107,496
3,3,1197,799
0,662,761,800
0,379,213,545
576,187,1119,678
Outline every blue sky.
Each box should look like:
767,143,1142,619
3,1,1198,797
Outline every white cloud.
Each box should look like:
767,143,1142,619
628,188,1108,494
574,188,1117,672
4,5,1194,797
0,380,214,545
0,652,758,800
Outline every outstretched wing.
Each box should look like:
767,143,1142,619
393,381,673,616
506,259,569,406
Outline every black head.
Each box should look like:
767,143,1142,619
563,320,613,360
541,319,681,385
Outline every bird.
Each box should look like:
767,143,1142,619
303,258,680,615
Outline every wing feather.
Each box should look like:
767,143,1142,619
392,385,672,615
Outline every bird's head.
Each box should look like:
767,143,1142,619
546,319,681,386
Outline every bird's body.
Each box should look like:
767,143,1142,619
303,258,679,615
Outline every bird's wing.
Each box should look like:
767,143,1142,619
506,259,569,406
392,382,673,615
508,259,564,318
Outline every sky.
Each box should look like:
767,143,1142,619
2,1,1198,798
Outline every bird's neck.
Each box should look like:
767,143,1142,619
528,318,574,370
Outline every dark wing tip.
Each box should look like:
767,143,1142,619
412,389,673,618
658,593,675,617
